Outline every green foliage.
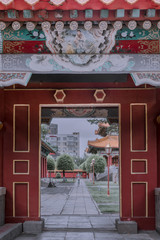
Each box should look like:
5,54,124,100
74,157,86,167
74,162,79,169
87,119,119,136
56,154,74,171
41,124,49,139
80,161,86,171
56,172,61,178
86,155,106,174
47,155,55,171
87,118,107,125
106,123,119,135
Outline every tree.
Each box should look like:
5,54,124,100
87,119,119,136
41,124,49,139
47,155,55,187
56,154,74,181
79,161,86,171
74,157,86,167
86,155,106,176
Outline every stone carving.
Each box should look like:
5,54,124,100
70,21,78,31
26,22,36,31
43,26,117,54
131,72,160,86
12,21,21,31
143,21,152,30
84,21,92,31
0,72,31,87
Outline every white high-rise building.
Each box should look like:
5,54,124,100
45,132,80,158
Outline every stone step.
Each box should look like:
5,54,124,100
43,227,116,232
0,223,22,240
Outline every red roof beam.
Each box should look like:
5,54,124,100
0,9,160,22
1,0,160,11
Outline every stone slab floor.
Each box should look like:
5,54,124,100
14,230,160,240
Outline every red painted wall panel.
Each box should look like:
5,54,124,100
132,183,147,217
15,183,28,217
0,90,4,186
131,105,146,151
132,161,146,173
14,106,29,152
15,161,28,174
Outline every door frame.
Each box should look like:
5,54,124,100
39,103,121,218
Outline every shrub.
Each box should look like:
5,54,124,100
56,172,61,178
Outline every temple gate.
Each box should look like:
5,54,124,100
0,0,160,232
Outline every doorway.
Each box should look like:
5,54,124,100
40,105,120,229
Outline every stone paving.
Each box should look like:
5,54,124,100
61,179,99,215
13,230,160,240
13,179,160,240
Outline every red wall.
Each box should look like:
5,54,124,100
1,81,158,229
0,90,4,187
47,171,87,178
156,89,160,187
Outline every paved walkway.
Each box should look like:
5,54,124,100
61,179,99,215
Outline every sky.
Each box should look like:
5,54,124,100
51,118,102,157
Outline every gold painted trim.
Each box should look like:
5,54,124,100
131,182,148,218
119,104,122,218
131,159,148,174
13,182,29,217
13,160,30,175
39,105,41,218
39,103,122,218
130,103,148,152
4,87,155,91
13,104,30,153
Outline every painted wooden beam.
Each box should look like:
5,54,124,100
100,10,109,18
116,9,125,18
1,54,160,74
127,20,137,30
142,20,152,29
130,9,140,18
70,10,78,18
85,10,93,18
7,10,18,19
146,9,156,18
12,21,22,30
23,10,33,19
26,22,36,31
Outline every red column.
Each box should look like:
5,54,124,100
0,90,4,187
156,89,160,187
41,157,43,178
45,158,47,178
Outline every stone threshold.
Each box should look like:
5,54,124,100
0,223,22,240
